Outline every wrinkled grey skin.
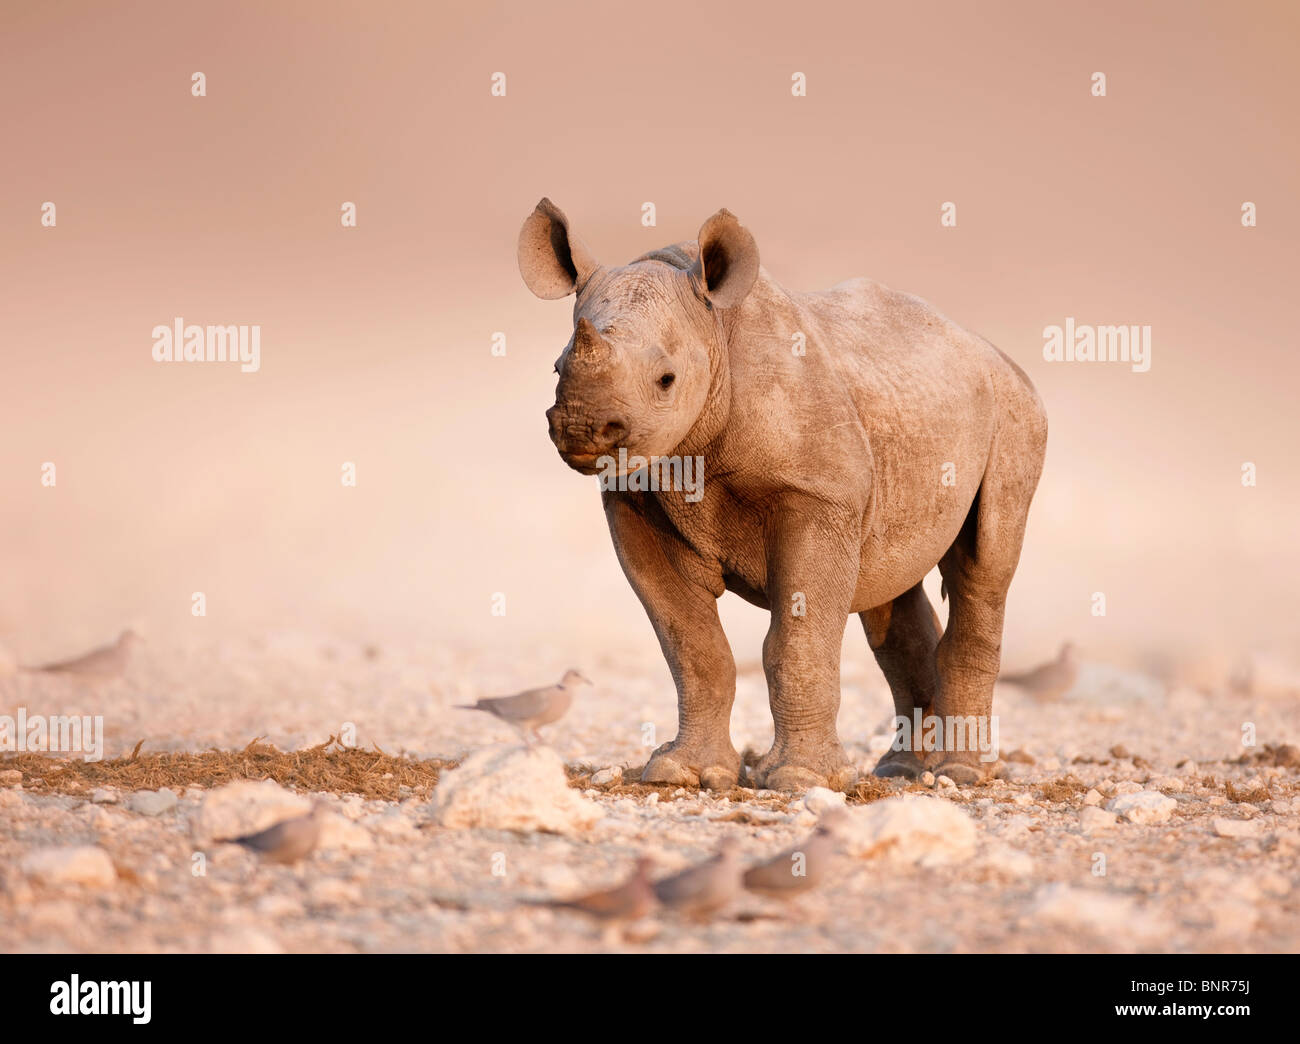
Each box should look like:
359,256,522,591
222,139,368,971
518,198,1047,792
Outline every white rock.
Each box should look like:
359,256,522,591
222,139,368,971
1212,818,1262,839
996,814,1034,839
207,927,282,954
255,894,304,918
317,813,375,851
1113,780,1144,795
22,846,117,888
24,899,81,929
90,788,119,804
803,786,847,815
309,878,363,905
1031,884,1167,943
431,744,603,834
591,766,623,786
80,806,114,831
837,796,976,867
128,788,178,816
192,780,311,843
936,775,956,789
1108,790,1176,824
360,810,416,840
1078,806,1118,833
1083,788,1103,806
919,771,936,787
980,843,1035,877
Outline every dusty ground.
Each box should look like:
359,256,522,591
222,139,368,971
1,634,1297,953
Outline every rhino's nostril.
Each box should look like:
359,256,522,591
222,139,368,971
598,420,627,446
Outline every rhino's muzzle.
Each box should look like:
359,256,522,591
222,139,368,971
547,403,627,473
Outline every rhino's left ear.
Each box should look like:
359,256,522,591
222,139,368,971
518,198,600,300
691,209,759,309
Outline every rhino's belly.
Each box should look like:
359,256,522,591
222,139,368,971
850,473,981,611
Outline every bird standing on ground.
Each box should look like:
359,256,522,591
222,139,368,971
542,856,657,924
23,629,143,680
225,802,329,865
653,838,744,920
742,811,845,900
456,669,590,743
999,642,1078,700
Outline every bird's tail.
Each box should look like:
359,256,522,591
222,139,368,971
454,702,484,711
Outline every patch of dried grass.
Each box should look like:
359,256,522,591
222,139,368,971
1,736,449,801
1225,779,1272,804
1037,776,1090,803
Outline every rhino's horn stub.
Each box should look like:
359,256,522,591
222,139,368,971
571,316,614,366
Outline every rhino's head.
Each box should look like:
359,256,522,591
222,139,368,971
518,198,759,475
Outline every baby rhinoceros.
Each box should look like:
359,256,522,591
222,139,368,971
518,199,1047,792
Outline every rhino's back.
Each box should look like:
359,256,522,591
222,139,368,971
730,273,1038,606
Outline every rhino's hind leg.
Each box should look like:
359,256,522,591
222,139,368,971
931,404,1046,784
860,581,942,779
605,494,742,791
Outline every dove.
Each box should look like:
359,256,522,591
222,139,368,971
999,641,1078,700
742,812,844,900
653,838,744,920
542,856,657,924
225,802,328,865
24,629,143,680
456,669,590,742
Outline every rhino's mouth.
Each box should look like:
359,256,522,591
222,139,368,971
559,449,606,475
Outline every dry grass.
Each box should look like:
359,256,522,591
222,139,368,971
1037,776,1090,803
1238,743,1300,768
1225,779,1273,804
0,736,449,801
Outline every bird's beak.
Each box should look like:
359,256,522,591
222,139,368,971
577,672,593,686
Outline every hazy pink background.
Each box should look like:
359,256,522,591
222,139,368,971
2,0,1296,673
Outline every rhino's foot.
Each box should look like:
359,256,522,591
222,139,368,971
642,739,741,791
872,747,924,780
751,739,857,793
924,749,1000,785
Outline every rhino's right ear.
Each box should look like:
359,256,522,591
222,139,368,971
517,198,599,300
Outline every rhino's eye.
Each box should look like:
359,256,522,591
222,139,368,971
658,372,676,390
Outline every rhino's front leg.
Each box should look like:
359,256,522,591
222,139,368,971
752,509,859,793
605,494,742,791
